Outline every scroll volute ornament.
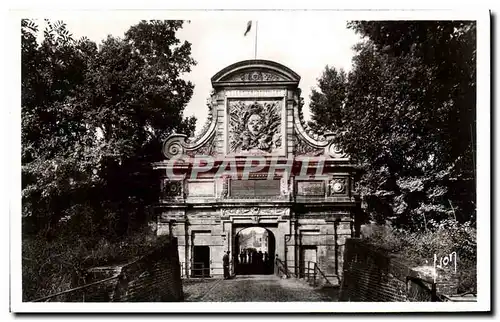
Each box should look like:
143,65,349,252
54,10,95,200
324,132,348,159
328,143,347,159
162,134,187,159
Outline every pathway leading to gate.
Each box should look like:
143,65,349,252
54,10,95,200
183,275,339,302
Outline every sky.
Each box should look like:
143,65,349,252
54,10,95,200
40,12,362,133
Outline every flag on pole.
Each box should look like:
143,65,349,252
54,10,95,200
244,21,252,36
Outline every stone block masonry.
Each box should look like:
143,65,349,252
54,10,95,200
339,238,440,302
154,60,361,285
111,237,183,301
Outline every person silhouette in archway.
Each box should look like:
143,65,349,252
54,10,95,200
240,249,245,264
258,251,264,273
223,251,230,279
264,251,269,274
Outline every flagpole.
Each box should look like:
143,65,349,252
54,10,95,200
254,21,258,59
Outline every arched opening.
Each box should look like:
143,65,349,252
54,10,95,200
234,227,275,275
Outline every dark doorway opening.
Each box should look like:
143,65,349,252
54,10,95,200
234,227,275,275
192,246,210,277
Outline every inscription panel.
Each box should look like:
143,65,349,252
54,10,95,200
255,180,281,196
296,181,325,196
230,179,281,197
186,180,215,197
225,89,287,98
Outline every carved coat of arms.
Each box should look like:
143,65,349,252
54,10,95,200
228,101,282,153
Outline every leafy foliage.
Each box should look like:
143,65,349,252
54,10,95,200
362,220,476,294
22,226,171,301
22,19,196,238
310,21,476,229
308,66,347,132
21,19,197,299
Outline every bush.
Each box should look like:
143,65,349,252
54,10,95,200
22,225,169,301
361,219,476,294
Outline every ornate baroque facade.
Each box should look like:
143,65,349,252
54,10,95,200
153,60,361,283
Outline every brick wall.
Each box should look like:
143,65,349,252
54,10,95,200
339,238,436,302
34,238,183,302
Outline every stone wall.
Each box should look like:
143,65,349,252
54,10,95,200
34,238,183,302
159,209,227,277
281,215,353,286
159,206,354,284
112,237,183,301
339,238,438,302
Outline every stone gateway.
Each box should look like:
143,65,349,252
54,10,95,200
152,60,361,285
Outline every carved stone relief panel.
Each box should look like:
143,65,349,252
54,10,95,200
294,135,324,156
161,180,183,199
280,177,290,196
328,178,348,196
227,99,283,155
221,176,229,199
187,135,216,157
226,71,286,82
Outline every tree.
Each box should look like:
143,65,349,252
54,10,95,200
310,21,476,230
22,20,197,238
308,66,347,133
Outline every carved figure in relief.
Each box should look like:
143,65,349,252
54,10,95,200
230,101,281,153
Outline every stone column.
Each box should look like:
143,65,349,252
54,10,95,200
291,218,299,277
222,220,233,275
286,90,296,159
168,218,188,278
215,92,226,155
276,219,289,261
